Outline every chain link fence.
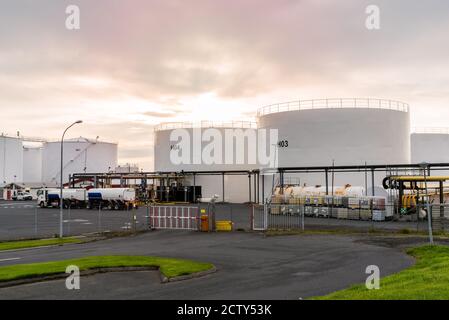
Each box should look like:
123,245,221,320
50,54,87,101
252,202,449,233
0,201,152,241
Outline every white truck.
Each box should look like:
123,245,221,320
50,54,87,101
87,188,137,210
12,191,33,201
37,188,87,208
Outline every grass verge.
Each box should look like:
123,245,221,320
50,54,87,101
0,256,214,282
314,245,449,300
0,237,83,251
265,228,449,238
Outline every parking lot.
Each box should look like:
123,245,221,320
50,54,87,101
0,201,253,240
0,200,439,241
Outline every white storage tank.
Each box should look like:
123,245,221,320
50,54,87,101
154,121,258,203
41,137,118,185
23,146,43,183
0,135,23,184
258,98,411,188
411,129,449,163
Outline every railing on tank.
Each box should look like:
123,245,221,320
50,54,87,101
412,127,449,134
154,120,257,131
257,98,409,117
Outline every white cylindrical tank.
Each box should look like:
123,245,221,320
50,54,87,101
154,121,258,203
411,130,449,163
0,136,23,184
258,98,410,187
41,137,118,185
23,146,43,183
88,188,136,201
154,121,258,171
258,99,410,168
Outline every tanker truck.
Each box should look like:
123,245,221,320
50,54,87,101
87,188,137,210
37,188,87,208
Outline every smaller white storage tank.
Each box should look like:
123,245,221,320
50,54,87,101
23,146,43,183
154,121,258,203
42,137,118,185
0,135,23,184
411,129,449,163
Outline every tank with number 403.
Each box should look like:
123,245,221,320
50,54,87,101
87,188,137,210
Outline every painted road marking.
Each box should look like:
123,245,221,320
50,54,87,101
0,257,21,263
63,219,90,223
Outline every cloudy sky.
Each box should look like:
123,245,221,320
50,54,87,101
1,0,449,170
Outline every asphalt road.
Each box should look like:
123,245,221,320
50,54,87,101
0,230,415,299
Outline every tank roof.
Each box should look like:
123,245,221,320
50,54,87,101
257,98,409,117
412,127,449,134
154,120,257,131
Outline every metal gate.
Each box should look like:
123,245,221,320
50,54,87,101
252,204,304,231
149,206,200,230
252,204,267,231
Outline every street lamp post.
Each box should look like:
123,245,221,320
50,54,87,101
60,120,83,238
420,162,434,245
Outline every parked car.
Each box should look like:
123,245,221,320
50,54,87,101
12,191,33,201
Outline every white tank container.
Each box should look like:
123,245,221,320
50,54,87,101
258,98,411,199
411,131,449,163
154,121,257,203
258,99,410,169
0,136,23,184
41,137,118,185
154,121,258,172
48,188,87,201
88,188,136,202
23,146,42,183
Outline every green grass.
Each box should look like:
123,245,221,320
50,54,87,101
0,256,214,282
315,245,449,300
265,228,449,238
0,237,83,251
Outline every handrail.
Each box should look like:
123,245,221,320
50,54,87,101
154,120,258,131
412,127,449,134
257,98,409,117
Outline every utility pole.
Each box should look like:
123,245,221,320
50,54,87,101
60,120,83,238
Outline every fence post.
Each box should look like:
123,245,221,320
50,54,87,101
250,204,254,231
146,202,150,229
301,205,305,231
133,206,137,232
98,204,102,234
34,206,38,237
68,205,71,236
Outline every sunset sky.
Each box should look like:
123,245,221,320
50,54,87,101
1,0,449,170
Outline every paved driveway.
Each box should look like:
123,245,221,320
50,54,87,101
0,231,414,299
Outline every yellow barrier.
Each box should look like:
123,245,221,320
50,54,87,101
215,220,233,232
